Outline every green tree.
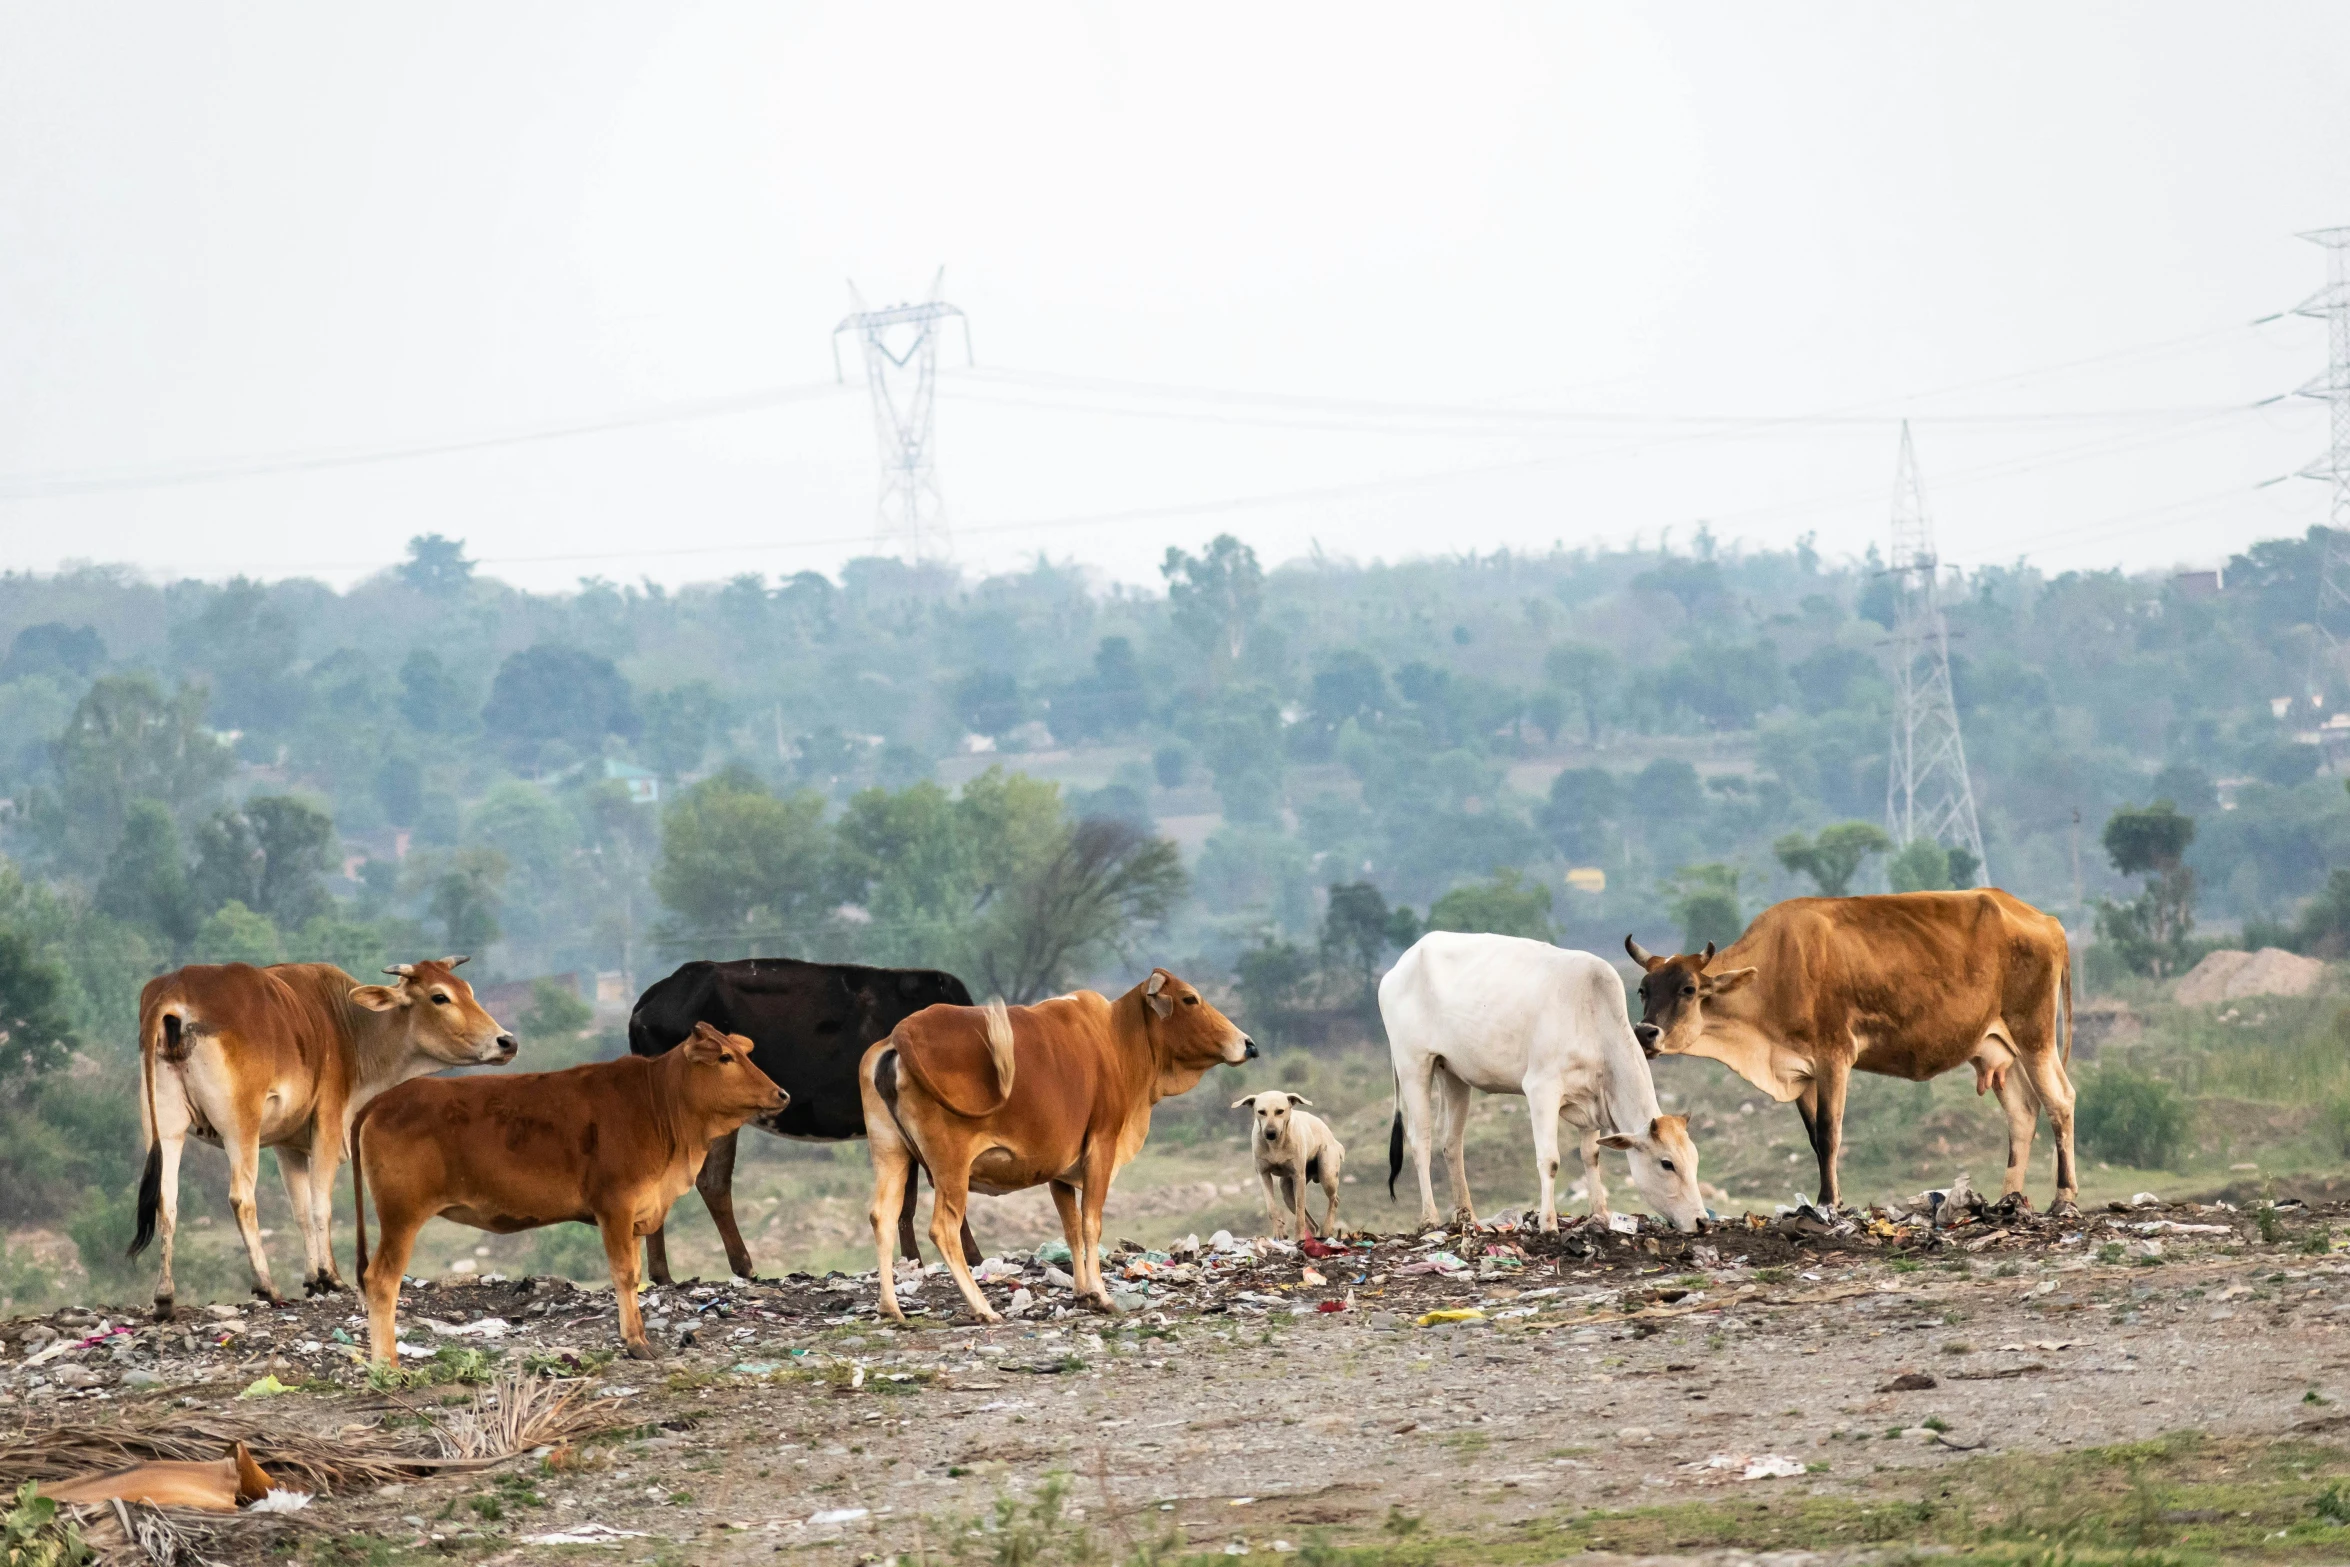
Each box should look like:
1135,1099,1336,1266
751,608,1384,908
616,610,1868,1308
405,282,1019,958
1537,767,1620,862
2096,800,2197,976
481,645,640,757
1427,868,1555,943
1542,643,1620,744
398,648,470,734
1665,863,1745,951
1161,534,1263,675
398,532,475,596
0,927,76,1085
1234,935,1316,1039
1886,837,1966,893
652,769,832,948
193,900,283,966
1774,821,1892,897
965,817,1185,1002
190,796,336,928
95,801,198,953
43,673,233,872
520,978,592,1041
1319,881,1395,1006
641,681,726,779
426,848,508,956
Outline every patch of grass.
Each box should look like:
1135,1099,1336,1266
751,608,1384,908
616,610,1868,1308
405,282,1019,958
924,1470,1185,1566
1888,1259,1922,1274
2076,1066,2191,1170
1,1481,90,1567
521,1347,613,1379
364,1343,501,1391
665,1367,724,1393
2258,1204,2285,1244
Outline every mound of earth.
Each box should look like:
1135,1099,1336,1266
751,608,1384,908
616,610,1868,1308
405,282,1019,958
2172,947,2327,1007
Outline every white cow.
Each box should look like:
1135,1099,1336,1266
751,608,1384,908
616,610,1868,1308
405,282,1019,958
1381,931,1705,1233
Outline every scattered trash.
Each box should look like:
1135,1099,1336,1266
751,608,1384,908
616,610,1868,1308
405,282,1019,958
1417,1308,1486,1327
236,1374,298,1400
521,1522,652,1546
248,1488,313,1513
1607,1211,1640,1235
1743,1455,1808,1479
808,1506,870,1526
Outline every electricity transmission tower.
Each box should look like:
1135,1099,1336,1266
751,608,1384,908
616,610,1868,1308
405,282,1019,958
2296,228,2350,678
1883,421,1989,882
832,270,973,560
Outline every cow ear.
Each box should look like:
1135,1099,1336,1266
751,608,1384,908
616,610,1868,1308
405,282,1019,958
1145,972,1174,1019
349,984,403,1012
1702,966,1758,997
683,1022,729,1061
1698,942,1716,968
1230,1094,1256,1110
1594,1132,1638,1151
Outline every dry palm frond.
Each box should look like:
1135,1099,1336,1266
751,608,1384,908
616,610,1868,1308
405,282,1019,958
391,1370,623,1463
0,1372,624,1495
73,1498,226,1567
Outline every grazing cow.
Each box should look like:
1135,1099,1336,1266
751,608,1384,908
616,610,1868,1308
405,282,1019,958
352,1022,787,1364
1382,932,1706,1233
130,958,515,1315
1626,887,2076,1213
1232,1092,1346,1239
627,958,976,1284
862,970,1255,1323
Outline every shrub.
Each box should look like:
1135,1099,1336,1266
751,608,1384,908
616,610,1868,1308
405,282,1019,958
2075,1067,2191,1170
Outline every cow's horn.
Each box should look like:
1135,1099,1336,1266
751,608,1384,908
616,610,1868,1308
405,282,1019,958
383,964,416,978
1698,942,1716,968
1624,936,1659,971
441,955,470,969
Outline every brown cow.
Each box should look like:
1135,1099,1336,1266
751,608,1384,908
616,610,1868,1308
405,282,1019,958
861,970,1255,1323
351,1022,787,1364
130,957,515,1315
1625,888,2077,1213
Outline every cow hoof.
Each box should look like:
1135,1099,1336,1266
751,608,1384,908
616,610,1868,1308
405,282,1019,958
622,1338,659,1361
152,1298,176,1323
252,1288,284,1307
2049,1198,2081,1219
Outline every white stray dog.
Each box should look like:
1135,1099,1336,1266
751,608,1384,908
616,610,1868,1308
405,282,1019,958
1232,1091,1346,1239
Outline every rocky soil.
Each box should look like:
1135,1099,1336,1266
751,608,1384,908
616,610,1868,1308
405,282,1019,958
6,1194,2350,1564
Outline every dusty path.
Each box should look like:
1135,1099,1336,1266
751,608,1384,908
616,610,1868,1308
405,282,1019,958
8,1198,2350,1563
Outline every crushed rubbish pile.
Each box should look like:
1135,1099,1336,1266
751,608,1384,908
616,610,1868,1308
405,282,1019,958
0,1188,2285,1410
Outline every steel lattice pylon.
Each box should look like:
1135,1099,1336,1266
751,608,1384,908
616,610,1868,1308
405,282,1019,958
1883,421,1989,882
832,270,973,561
2296,228,2350,661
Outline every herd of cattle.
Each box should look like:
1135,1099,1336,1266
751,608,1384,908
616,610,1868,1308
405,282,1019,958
121,886,2077,1363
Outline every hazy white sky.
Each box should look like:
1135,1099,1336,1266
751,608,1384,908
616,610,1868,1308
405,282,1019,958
3,4,2347,592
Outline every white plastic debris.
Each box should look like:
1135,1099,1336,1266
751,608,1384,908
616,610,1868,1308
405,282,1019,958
807,1507,869,1526
417,1316,509,1338
1743,1455,1807,1480
1006,1287,1035,1316
1607,1212,1639,1235
521,1523,650,1546
248,1489,312,1514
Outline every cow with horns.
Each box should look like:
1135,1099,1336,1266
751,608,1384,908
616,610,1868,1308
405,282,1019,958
130,956,516,1315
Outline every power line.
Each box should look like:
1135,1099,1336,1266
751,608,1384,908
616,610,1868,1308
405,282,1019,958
0,381,851,500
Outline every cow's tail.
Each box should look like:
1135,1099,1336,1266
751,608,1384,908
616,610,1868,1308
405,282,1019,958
128,1007,188,1258
350,1100,374,1288
896,998,1017,1119
2060,942,2074,1067
1387,1072,1404,1200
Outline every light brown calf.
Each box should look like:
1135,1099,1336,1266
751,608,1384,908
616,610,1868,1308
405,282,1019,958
131,957,513,1314
861,970,1255,1324
351,1022,786,1364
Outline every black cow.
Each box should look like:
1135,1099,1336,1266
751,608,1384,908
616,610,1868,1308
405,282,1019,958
628,957,977,1285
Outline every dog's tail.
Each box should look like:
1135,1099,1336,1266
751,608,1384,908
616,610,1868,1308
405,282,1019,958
1387,1072,1404,1200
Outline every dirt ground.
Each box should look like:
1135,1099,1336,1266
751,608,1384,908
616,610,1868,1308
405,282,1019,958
11,1194,2350,1565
